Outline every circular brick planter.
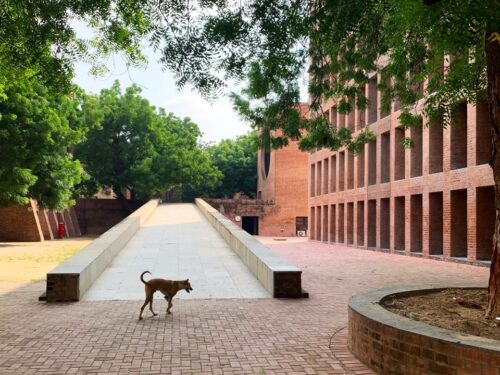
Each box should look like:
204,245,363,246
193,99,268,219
348,285,500,375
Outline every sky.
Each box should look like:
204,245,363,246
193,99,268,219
72,47,251,144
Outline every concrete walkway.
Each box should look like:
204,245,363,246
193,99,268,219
83,203,268,301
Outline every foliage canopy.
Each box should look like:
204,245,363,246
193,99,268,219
75,82,221,200
182,132,258,200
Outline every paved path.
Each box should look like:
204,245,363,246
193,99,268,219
0,237,489,374
84,204,268,301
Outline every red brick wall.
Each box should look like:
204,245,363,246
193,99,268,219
75,199,144,235
0,201,84,241
204,197,276,230
37,209,54,240
348,306,500,375
309,72,495,265
256,104,310,237
0,200,43,241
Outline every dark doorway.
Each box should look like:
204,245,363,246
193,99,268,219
242,216,259,235
295,217,308,237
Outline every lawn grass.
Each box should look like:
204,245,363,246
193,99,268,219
0,238,93,282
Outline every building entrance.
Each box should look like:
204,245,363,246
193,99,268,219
296,216,308,236
242,216,259,235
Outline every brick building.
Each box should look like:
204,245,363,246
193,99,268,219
309,72,495,265
207,103,310,237
256,104,310,236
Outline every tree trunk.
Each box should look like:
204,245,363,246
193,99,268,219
486,31,500,319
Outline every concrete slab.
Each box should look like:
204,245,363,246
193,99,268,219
83,203,269,300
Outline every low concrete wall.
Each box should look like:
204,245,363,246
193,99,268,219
348,285,499,375
45,199,160,302
196,198,304,298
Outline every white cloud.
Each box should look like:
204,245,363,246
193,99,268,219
163,93,251,143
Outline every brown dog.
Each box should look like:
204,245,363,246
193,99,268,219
139,271,193,320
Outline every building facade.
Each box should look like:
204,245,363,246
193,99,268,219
257,104,310,236
309,72,495,264
207,104,310,237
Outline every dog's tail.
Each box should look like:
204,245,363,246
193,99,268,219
140,271,151,285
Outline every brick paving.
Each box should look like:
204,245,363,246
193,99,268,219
0,238,489,374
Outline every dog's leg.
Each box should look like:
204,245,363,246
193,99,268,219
166,297,173,314
149,297,157,317
139,290,154,320
139,296,150,320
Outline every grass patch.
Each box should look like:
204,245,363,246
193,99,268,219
0,239,92,282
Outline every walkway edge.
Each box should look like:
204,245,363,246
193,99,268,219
44,199,160,302
195,198,305,298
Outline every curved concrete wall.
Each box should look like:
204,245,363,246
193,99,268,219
196,198,304,298
45,199,160,302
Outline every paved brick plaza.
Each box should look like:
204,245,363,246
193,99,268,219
0,238,489,374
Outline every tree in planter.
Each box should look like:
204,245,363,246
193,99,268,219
74,82,221,200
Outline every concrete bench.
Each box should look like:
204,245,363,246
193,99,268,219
44,199,160,302
195,198,306,298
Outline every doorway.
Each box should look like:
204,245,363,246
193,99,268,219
242,216,259,235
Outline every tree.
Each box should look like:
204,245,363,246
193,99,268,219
75,82,221,200
0,0,259,207
0,75,97,209
168,1,500,317
208,132,258,198
182,131,258,200
4,0,500,315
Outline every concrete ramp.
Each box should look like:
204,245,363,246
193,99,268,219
83,203,269,300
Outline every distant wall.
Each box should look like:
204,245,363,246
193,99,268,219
0,200,83,242
75,199,145,235
0,200,43,241
204,196,276,230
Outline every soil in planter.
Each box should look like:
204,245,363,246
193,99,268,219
382,289,500,340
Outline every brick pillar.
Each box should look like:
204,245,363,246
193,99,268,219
338,203,345,244
405,194,411,254
442,190,451,258
329,204,336,242
422,193,430,256
323,204,329,242
376,198,381,249
467,187,477,261
309,206,315,240
390,196,396,252
376,133,382,185
467,103,475,168
316,206,321,241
